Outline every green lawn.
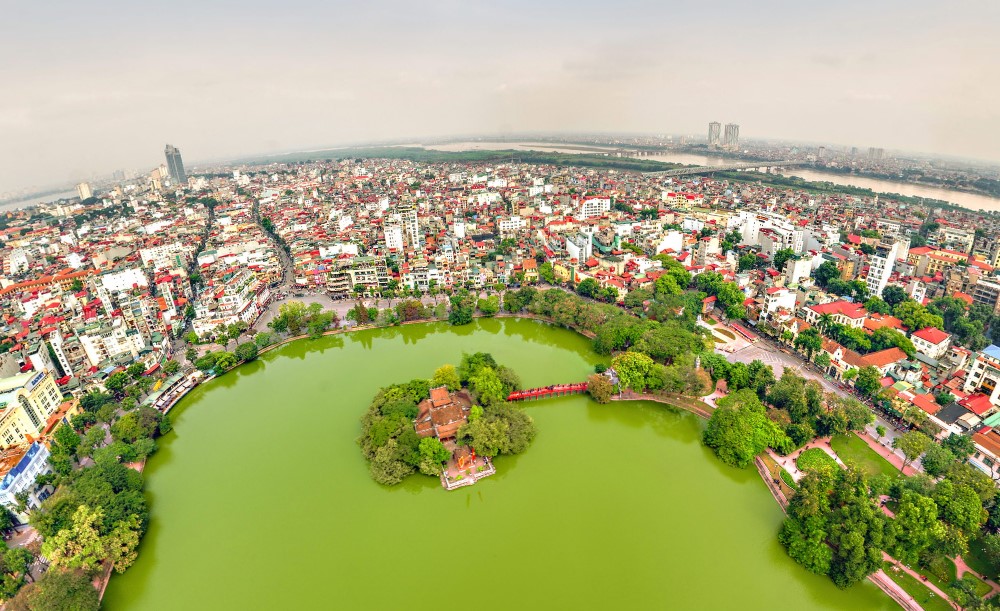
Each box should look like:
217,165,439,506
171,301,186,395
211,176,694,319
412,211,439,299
920,555,957,594
830,433,901,479
965,537,1000,580
715,328,736,340
882,563,953,611
796,448,838,473
779,468,797,490
963,573,993,597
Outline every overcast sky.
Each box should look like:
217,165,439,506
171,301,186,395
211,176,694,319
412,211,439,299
2,0,998,194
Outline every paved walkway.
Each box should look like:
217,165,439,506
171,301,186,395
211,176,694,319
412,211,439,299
883,555,960,609
869,568,927,611
612,391,712,419
768,437,845,482
955,555,1000,598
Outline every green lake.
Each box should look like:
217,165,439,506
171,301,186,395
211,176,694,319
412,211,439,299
103,318,896,610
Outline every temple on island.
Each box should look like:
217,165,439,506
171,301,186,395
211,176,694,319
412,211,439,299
414,386,495,490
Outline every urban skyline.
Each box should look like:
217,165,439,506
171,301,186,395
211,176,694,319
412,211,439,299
2,1,999,194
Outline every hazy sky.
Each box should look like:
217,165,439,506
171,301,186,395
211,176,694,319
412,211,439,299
2,0,998,193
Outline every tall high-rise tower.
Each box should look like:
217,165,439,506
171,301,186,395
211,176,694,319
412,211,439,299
397,205,419,248
707,122,721,147
723,124,740,149
76,182,92,200
164,144,187,184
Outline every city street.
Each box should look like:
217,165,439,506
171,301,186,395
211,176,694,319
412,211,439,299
722,336,917,469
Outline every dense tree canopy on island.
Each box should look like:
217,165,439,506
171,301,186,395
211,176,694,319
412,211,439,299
358,353,536,486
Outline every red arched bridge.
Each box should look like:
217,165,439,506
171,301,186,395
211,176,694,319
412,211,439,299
507,382,589,402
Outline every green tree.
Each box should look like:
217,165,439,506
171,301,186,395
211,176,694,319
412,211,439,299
934,391,955,406
477,295,500,317
448,291,475,326
773,249,795,271
457,417,509,458
469,367,505,406
162,360,180,375
890,491,944,565
7,569,100,611
41,505,107,571
125,363,145,379
703,389,791,468
430,364,461,391
892,430,931,472
106,514,142,573
610,352,656,393
576,278,601,299
105,372,130,395
893,300,943,333
587,373,614,404
368,439,415,485
234,342,258,362
941,433,975,460
934,479,987,534
869,327,915,358
53,424,81,457
854,366,881,398
813,261,841,287
538,262,555,284
881,285,908,306
920,443,955,477
794,328,823,361
417,438,451,476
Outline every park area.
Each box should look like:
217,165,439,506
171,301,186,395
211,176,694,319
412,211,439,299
796,448,838,473
881,563,953,611
830,432,901,479
967,537,1000,581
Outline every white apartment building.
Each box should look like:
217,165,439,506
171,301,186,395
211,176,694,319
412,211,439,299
964,345,1000,409
566,233,594,263
78,318,147,367
398,205,419,247
576,197,611,220
140,242,189,272
785,258,813,285
911,327,951,360
385,225,404,251
732,211,804,254
99,267,148,293
763,287,796,313
0,442,52,520
865,242,899,298
498,216,526,237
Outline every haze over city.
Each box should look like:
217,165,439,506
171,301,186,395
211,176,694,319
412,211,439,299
2,0,998,193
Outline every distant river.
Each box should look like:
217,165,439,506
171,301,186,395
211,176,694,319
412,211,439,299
103,319,894,610
423,142,1000,211
0,190,77,211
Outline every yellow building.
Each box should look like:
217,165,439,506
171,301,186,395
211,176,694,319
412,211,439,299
0,372,63,448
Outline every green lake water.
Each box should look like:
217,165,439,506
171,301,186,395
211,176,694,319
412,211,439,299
103,318,896,610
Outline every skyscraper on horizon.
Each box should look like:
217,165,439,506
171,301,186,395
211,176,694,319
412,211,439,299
76,182,92,200
164,144,187,184
708,122,721,147
723,123,740,149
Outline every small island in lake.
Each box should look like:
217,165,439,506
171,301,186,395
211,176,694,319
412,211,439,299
359,352,537,489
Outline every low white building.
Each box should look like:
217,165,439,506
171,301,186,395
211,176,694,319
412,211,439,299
911,327,951,360
0,442,52,521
